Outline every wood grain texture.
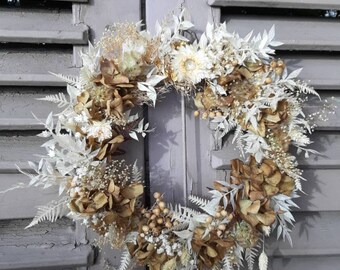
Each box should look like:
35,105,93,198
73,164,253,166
0,8,88,44
266,211,340,256
0,46,78,86
223,15,340,51
0,87,63,130
0,46,75,74
0,218,94,269
282,55,340,90
211,131,340,170
208,0,340,9
146,0,222,206
0,221,91,270
148,92,188,205
269,256,340,270
0,74,71,86
0,174,59,219
52,0,88,2
0,29,88,45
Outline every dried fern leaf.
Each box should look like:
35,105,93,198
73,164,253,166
118,248,132,270
26,197,69,229
37,92,69,108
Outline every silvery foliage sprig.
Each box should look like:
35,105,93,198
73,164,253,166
18,112,100,195
271,192,300,246
268,67,321,155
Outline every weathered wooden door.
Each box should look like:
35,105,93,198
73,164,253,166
0,1,141,269
146,0,340,270
1,0,340,269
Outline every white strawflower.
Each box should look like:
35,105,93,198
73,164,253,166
171,45,211,84
87,121,112,142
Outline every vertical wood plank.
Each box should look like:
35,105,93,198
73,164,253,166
146,0,221,206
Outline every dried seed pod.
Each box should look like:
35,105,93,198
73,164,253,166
153,192,161,199
142,225,149,233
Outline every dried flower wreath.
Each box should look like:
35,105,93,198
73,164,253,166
15,9,334,270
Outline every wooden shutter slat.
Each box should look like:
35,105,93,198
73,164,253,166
51,0,88,2
0,8,88,44
0,219,93,268
284,56,340,90
0,175,58,219
266,212,340,256
211,131,340,169
0,135,44,165
0,119,44,130
270,256,340,269
208,0,340,9
0,74,70,86
0,87,62,130
0,29,88,45
0,47,75,74
0,246,93,269
223,15,340,51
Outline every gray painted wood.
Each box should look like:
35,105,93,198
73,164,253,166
148,2,340,269
269,256,340,270
0,74,70,87
284,55,340,90
266,211,340,256
1,0,338,269
211,131,340,170
0,8,88,44
146,0,221,206
223,15,340,51
0,135,45,167
0,3,89,267
76,0,141,42
0,44,78,86
0,46,75,75
0,87,63,130
267,222,340,270
0,29,88,45
52,0,88,2
0,174,59,219
0,219,93,269
208,0,340,9
148,92,187,205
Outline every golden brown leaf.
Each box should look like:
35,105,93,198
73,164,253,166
121,183,144,199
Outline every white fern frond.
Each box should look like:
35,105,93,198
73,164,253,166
171,205,201,223
245,246,259,270
294,176,302,191
26,197,69,229
188,195,209,208
50,72,79,87
258,251,268,270
118,248,132,270
131,161,142,182
37,92,69,108
222,254,233,270
296,81,320,98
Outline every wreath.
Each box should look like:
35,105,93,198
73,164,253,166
14,9,334,270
